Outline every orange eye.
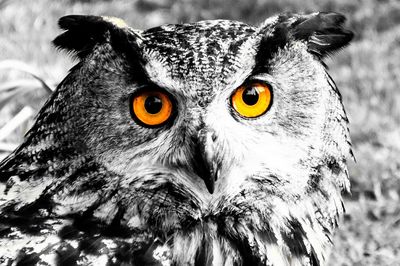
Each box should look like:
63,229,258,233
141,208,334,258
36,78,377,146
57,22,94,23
231,82,272,118
131,90,173,127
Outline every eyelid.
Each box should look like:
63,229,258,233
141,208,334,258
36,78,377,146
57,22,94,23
246,74,275,84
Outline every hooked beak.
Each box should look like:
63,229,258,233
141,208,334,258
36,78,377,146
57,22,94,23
191,131,219,194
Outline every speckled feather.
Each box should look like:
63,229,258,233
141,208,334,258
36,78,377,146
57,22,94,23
0,12,353,266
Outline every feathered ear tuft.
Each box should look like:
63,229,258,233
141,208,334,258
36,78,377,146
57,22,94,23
292,12,354,57
53,15,140,59
255,12,353,71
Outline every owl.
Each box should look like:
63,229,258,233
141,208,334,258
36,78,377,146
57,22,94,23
0,12,353,266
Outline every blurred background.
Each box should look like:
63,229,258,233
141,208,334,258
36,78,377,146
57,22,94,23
0,0,399,265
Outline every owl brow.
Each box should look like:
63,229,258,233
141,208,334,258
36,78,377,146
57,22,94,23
252,15,291,75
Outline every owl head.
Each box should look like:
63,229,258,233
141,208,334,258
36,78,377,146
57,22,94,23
0,12,353,265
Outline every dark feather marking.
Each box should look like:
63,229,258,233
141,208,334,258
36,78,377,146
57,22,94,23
56,243,79,266
130,237,169,266
215,218,266,266
254,16,289,74
281,220,308,257
194,236,213,266
0,223,12,238
311,252,320,266
234,240,264,266
78,236,106,255
111,241,133,264
15,249,41,266
103,206,132,237
308,166,322,190
327,157,342,175
307,166,331,200
58,225,80,240
0,215,50,237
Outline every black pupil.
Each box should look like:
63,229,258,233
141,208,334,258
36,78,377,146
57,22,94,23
145,96,163,114
242,87,259,106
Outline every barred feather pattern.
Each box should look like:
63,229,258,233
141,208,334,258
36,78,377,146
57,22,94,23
0,12,353,266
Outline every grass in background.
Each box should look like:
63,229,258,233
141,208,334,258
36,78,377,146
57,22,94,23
0,0,399,265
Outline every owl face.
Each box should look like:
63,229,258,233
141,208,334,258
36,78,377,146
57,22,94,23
0,13,353,265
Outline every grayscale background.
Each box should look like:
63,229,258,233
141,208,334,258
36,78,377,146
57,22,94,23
0,0,399,265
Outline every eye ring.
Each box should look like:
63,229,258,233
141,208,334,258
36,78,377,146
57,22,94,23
130,89,174,127
231,81,273,118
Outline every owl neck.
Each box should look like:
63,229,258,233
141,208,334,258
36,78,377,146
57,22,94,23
140,215,326,266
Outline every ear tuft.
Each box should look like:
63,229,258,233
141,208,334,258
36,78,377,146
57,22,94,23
53,15,131,58
255,12,353,68
293,12,354,57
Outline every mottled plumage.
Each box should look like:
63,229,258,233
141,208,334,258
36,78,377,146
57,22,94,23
0,12,353,265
